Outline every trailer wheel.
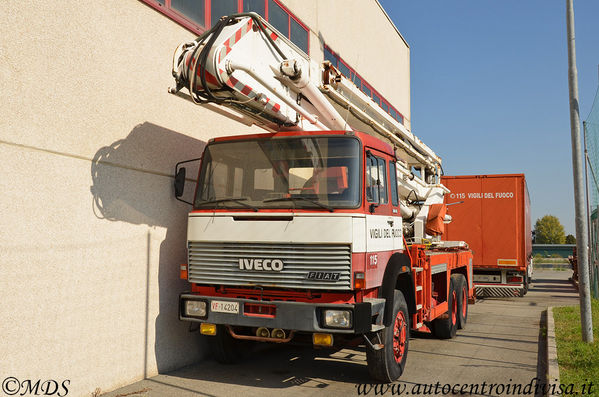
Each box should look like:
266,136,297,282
432,276,458,339
366,290,410,382
456,274,468,329
210,325,249,364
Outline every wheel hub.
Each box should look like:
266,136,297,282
392,311,407,363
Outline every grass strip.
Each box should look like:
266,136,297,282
553,299,599,392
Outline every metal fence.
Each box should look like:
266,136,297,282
584,86,599,298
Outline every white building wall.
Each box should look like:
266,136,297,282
280,0,411,129
0,1,410,396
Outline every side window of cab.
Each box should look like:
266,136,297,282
366,152,387,205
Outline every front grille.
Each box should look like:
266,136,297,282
188,242,351,290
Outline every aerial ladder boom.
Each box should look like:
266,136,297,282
169,13,454,243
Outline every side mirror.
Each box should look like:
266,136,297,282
174,157,202,206
174,167,186,198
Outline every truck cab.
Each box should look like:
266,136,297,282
176,130,473,382
179,130,400,333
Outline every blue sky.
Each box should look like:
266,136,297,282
379,0,599,235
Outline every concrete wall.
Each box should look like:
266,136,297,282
0,1,409,396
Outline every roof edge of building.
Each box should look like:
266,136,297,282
374,0,409,48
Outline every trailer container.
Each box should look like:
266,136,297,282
442,174,532,297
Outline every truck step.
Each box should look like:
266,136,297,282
413,267,424,273
363,298,386,314
416,304,423,310
371,324,385,332
416,286,423,291
416,322,423,328
363,298,386,305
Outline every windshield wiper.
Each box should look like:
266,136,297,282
197,197,258,212
263,196,334,212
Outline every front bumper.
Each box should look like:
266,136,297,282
179,293,373,334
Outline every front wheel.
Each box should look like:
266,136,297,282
366,290,410,382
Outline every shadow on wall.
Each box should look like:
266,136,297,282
90,122,206,374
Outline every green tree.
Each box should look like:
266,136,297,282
534,215,566,244
565,234,576,244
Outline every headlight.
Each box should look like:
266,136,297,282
324,309,352,329
185,300,207,317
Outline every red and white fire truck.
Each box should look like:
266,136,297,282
170,13,473,382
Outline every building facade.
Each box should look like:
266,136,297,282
0,1,410,395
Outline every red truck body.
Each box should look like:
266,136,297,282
441,174,532,297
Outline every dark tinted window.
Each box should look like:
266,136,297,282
243,0,265,17
352,75,362,91
211,0,237,26
324,47,337,66
290,17,308,53
269,0,289,36
338,61,350,78
381,101,389,113
171,0,205,26
362,83,371,98
372,92,380,105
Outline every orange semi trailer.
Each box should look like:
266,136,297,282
442,174,532,297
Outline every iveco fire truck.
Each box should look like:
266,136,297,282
169,13,473,382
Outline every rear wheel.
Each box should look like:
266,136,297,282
366,290,410,382
210,325,250,364
455,274,468,329
433,276,458,339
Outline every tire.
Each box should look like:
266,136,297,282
432,276,458,339
522,273,529,296
455,274,468,330
366,290,410,382
210,325,250,364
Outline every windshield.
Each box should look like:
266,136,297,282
195,136,361,210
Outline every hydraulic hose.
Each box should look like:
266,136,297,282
190,12,288,104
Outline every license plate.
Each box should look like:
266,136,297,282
474,275,501,282
210,300,239,314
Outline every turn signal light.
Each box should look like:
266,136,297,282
200,323,217,336
313,333,333,346
354,272,365,289
180,264,188,280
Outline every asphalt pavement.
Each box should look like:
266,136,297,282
103,269,579,397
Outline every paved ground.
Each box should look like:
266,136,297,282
104,269,579,397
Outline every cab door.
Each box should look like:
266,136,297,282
364,150,403,267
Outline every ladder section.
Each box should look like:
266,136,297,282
412,266,425,329
409,244,430,331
